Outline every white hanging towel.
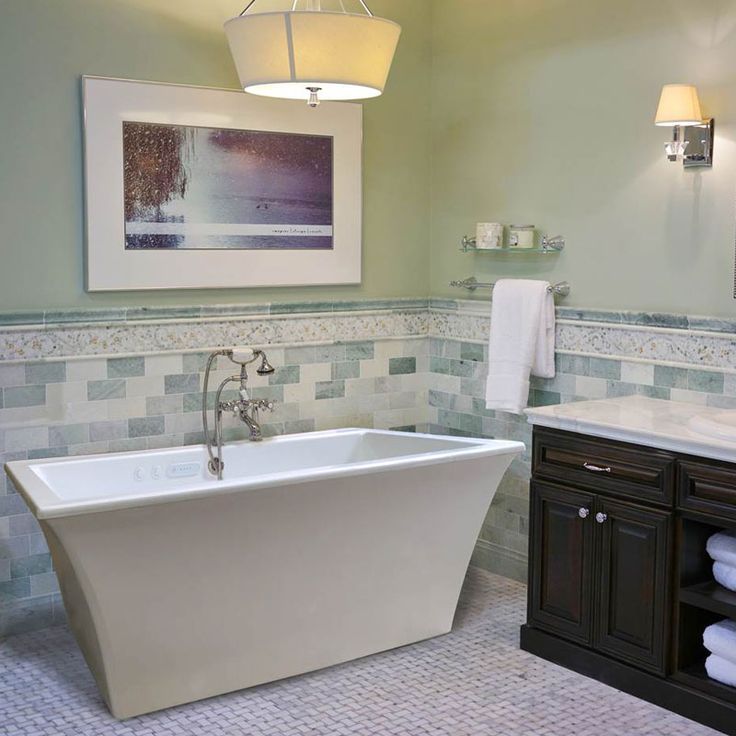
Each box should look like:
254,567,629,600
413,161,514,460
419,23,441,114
485,279,555,415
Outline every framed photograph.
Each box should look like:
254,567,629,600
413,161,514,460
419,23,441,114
82,76,362,291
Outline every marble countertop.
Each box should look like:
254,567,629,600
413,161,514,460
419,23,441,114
525,396,736,463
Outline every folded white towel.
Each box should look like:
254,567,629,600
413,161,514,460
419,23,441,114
703,619,736,665
707,531,736,566
485,280,555,415
713,562,736,593
705,653,736,688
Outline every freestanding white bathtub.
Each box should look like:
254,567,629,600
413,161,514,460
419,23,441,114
6,429,523,719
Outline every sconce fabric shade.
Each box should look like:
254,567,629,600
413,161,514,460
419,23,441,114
224,11,401,102
654,84,703,127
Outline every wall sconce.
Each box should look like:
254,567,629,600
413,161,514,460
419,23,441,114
654,84,714,168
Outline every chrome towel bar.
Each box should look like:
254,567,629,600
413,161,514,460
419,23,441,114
449,277,570,298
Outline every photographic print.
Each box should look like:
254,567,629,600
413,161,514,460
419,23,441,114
83,77,361,291
123,123,334,250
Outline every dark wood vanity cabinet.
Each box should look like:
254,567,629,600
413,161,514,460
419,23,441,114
522,427,736,735
529,479,671,673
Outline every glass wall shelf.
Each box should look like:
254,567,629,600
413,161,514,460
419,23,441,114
460,235,565,254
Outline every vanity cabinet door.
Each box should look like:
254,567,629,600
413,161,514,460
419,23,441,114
594,498,671,675
529,481,595,646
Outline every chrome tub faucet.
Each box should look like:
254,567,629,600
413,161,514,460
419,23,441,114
202,347,276,479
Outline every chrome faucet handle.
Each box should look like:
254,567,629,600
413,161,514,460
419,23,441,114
541,235,565,252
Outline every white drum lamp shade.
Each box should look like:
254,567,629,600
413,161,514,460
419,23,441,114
654,84,703,127
224,10,401,103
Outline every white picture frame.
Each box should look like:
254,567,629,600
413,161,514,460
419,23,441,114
82,76,362,291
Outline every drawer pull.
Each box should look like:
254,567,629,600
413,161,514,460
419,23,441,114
583,462,612,474
596,512,608,524
578,507,590,519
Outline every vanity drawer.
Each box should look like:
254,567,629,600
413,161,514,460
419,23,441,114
679,459,736,520
532,429,675,506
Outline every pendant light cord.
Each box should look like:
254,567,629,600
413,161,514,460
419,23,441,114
240,0,373,16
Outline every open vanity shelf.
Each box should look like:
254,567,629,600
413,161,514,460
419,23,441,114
459,235,565,254
521,424,736,736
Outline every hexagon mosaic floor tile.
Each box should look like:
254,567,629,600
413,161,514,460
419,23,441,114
0,568,719,735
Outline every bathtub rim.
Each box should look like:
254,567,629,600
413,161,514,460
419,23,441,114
5,428,524,521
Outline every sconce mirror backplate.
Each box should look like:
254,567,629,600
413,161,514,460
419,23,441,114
683,118,714,168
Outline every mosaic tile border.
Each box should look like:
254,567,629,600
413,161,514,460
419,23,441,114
429,301,736,373
0,310,429,363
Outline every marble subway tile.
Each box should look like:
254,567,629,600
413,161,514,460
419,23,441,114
25,362,66,385
87,379,126,401
164,374,200,395
345,341,374,360
107,356,145,379
66,358,107,382
48,424,89,447
332,361,360,380
315,380,346,400
269,366,301,385
688,369,724,394
88,420,128,443
128,416,165,438
389,357,416,376
620,362,655,386
3,385,45,409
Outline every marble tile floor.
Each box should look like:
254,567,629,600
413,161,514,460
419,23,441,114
0,569,719,735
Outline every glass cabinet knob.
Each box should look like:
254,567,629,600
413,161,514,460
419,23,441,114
596,512,608,524
578,508,590,519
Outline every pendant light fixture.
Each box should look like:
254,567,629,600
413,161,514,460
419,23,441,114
224,0,401,107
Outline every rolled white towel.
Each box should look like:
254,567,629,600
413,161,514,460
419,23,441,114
707,531,736,567
703,619,736,665
713,561,736,593
705,653,736,688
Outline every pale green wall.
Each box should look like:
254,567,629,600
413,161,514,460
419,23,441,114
430,0,736,317
0,0,431,310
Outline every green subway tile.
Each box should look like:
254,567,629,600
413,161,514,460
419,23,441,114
315,345,346,362
448,359,474,378
389,357,416,375
28,447,68,460
460,342,485,362
250,385,283,401
688,370,724,394
87,378,125,401
4,385,45,408
25,362,66,384
430,356,450,374
429,390,452,409
0,578,31,602
588,358,621,380
11,553,52,578
390,425,417,433
164,374,200,394
653,365,688,389
530,390,561,407
269,366,300,385
108,356,145,378
556,355,590,375
89,420,128,443
147,395,183,415
285,419,315,434
128,416,165,438
332,361,360,380
48,424,89,447
345,342,374,360
182,352,211,373
284,346,316,364
315,380,345,400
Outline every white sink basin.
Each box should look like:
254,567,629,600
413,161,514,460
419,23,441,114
689,411,736,442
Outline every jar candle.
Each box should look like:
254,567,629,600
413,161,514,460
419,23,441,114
508,225,535,249
476,222,503,250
